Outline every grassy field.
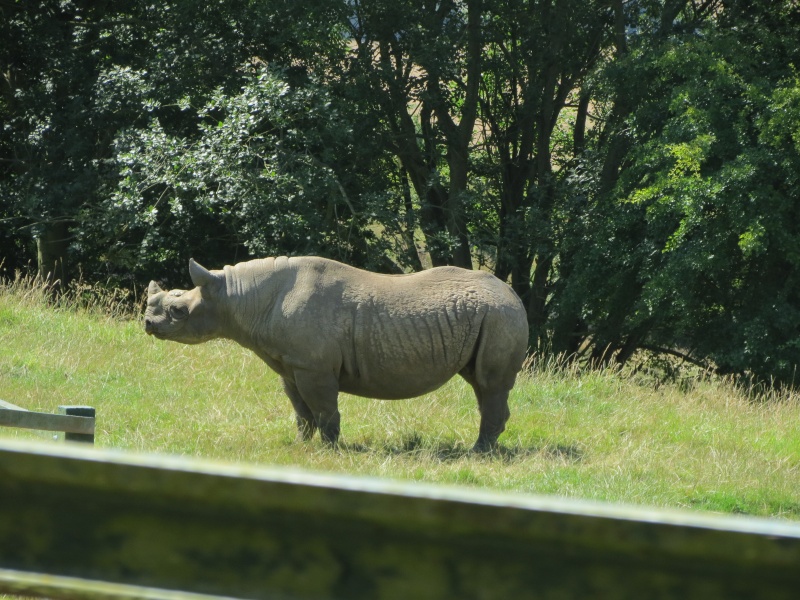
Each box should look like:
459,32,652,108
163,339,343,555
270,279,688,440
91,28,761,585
1,277,799,520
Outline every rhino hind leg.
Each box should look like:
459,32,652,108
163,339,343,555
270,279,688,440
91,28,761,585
292,369,341,447
467,380,512,453
282,378,318,441
461,315,524,452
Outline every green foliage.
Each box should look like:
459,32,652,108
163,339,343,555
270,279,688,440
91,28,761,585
551,2,800,384
3,0,800,384
0,0,360,284
97,67,387,283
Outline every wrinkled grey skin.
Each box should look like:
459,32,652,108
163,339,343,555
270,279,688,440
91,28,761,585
145,257,528,451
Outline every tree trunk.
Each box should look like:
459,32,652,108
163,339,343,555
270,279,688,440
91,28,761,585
528,253,553,351
445,154,474,269
431,0,483,270
36,221,70,286
399,166,425,271
573,90,590,156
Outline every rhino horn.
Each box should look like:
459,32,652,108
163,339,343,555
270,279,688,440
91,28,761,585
189,258,224,290
147,280,163,296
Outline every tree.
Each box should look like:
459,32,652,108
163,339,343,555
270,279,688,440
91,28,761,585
0,0,351,284
344,1,617,351
344,0,485,268
1,0,117,282
4,0,800,385
477,0,612,348
554,0,800,383
105,66,405,285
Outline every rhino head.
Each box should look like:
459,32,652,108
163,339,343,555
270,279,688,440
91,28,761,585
144,259,226,344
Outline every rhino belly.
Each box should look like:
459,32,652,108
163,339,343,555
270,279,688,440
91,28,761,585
338,368,456,400
338,327,474,399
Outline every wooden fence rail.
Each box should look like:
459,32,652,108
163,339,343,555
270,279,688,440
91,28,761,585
0,399,95,443
0,438,799,599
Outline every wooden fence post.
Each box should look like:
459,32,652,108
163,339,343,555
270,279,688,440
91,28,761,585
0,401,95,443
57,406,95,444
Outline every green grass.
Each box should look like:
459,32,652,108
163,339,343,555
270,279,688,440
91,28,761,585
1,276,800,520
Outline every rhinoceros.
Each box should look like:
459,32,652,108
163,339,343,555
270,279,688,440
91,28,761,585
145,256,528,451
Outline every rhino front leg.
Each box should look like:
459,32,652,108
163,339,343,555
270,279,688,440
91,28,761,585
292,369,341,447
282,378,317,441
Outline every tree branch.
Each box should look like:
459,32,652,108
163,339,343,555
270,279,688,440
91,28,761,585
640,345,710,370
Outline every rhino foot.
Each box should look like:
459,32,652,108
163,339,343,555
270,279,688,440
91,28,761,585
471,438,500,454
296,416,317,441
319,421,340,448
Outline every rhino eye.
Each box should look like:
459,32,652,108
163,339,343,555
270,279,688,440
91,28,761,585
169,305,189,320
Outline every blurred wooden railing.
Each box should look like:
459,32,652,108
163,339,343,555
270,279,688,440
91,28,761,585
0,439,798,599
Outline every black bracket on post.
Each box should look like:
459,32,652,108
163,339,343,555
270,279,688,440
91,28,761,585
57,406,96,444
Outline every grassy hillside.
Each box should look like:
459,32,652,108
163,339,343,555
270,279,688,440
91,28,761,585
1,277,799,520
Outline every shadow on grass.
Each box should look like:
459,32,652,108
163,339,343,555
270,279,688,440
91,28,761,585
339,434,585,464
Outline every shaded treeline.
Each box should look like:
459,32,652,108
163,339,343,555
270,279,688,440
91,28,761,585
2,0,799,384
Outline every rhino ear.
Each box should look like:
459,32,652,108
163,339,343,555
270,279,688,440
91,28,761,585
147,280,163,296
189,258,224,291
